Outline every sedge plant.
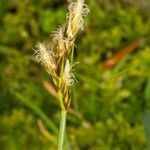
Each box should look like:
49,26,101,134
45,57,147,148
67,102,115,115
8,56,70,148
35,0,89,149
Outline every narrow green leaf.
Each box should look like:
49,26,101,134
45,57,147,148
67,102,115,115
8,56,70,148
143,111,150,150
144,77,150,101
16,93,58,134
0,45,18,55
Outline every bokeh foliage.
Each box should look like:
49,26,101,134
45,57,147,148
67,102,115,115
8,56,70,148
0,0,150,149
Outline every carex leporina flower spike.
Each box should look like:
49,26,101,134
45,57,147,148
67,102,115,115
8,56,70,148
35,0,89,149
36,0,89,111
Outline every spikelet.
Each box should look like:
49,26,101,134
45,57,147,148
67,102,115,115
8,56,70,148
66,0,89,39
63,59,74,88
35,43,56,75
52,28,66,57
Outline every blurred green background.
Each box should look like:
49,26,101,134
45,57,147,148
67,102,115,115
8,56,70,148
0,0,150,149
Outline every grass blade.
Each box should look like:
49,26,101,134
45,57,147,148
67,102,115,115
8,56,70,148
16,93,58,134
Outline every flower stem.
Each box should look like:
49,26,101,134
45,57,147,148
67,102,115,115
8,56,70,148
58,111,67,150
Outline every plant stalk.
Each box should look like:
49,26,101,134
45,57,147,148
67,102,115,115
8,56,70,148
58,111,67,150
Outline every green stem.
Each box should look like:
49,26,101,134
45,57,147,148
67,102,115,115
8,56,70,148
58,111,67,150
58,91,66,111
